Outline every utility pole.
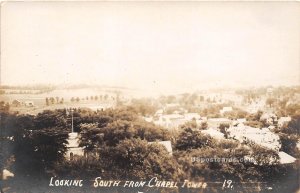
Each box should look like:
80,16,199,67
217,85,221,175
71,109,74,133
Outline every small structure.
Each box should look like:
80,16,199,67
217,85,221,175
2,169,14,180
260,112,277,125
246,101,265,114
220,106,233,114
184,113,201,120
278,117,291,128
154,114,186,129
207,118,232,129
24,101,34,107
201,128,224,140
278,151,296,164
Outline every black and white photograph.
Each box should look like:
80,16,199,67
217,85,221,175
0,1,299,193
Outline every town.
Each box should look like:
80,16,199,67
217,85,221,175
0,85,299,192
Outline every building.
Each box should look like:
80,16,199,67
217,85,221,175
246,101,265,114
154,114,186,129
207,118,232,129
227,124,281,151
260,112,278,125
278,117,291,128
24,101,34,107
278,151,296,164
184,113,201,120
153,112,201,129
201,128,224,140
220,106,233,114
2,169,14,180
66,132,84,160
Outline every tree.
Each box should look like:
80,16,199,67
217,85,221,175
98,138,181,180
45,97,49,106
277,114,300,158
251,145,279,165
56,96,60,104
50,97,55,105
34,110,67,129
200,122,208,130
60,97,64,104
79,119,171,150
0,101,10,112
13,127,68,177
219,123,229,139
279,134,300,158
175,128,215,150
0,112,68,180
266,98,275,108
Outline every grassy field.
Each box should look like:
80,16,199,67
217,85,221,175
0,88,122,115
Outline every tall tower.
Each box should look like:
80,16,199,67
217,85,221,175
65,108,84,160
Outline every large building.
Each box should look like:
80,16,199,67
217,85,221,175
227,124,281,151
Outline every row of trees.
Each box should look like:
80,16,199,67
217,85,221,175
70,95,112,103
46,97,64,105
45,94,114,105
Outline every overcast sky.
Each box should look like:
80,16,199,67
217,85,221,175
1,2,299,92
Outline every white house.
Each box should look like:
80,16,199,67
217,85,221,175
201,128,225,140
207,118,232,129
24,101,34,107
278,151,296,164
2,169,14,180
227,124,281,151
184,113,201,120
260,112,278,125
278,117,291,128
220,106,233,114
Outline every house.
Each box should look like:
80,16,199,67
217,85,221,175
232,118,247,126
207,118,232,129
220,106,233,114
154,114,185,129
2,169,14,180
24,101,34,107
246,101,265,114
148,141,173,155
278,151,296,164
201,128,224,140
144,116,153,122
155,109,164,116
266,87,274,96
260,112,277,125
278,117,291,128
184,113,201,120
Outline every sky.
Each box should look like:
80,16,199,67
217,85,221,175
1,2,300,93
